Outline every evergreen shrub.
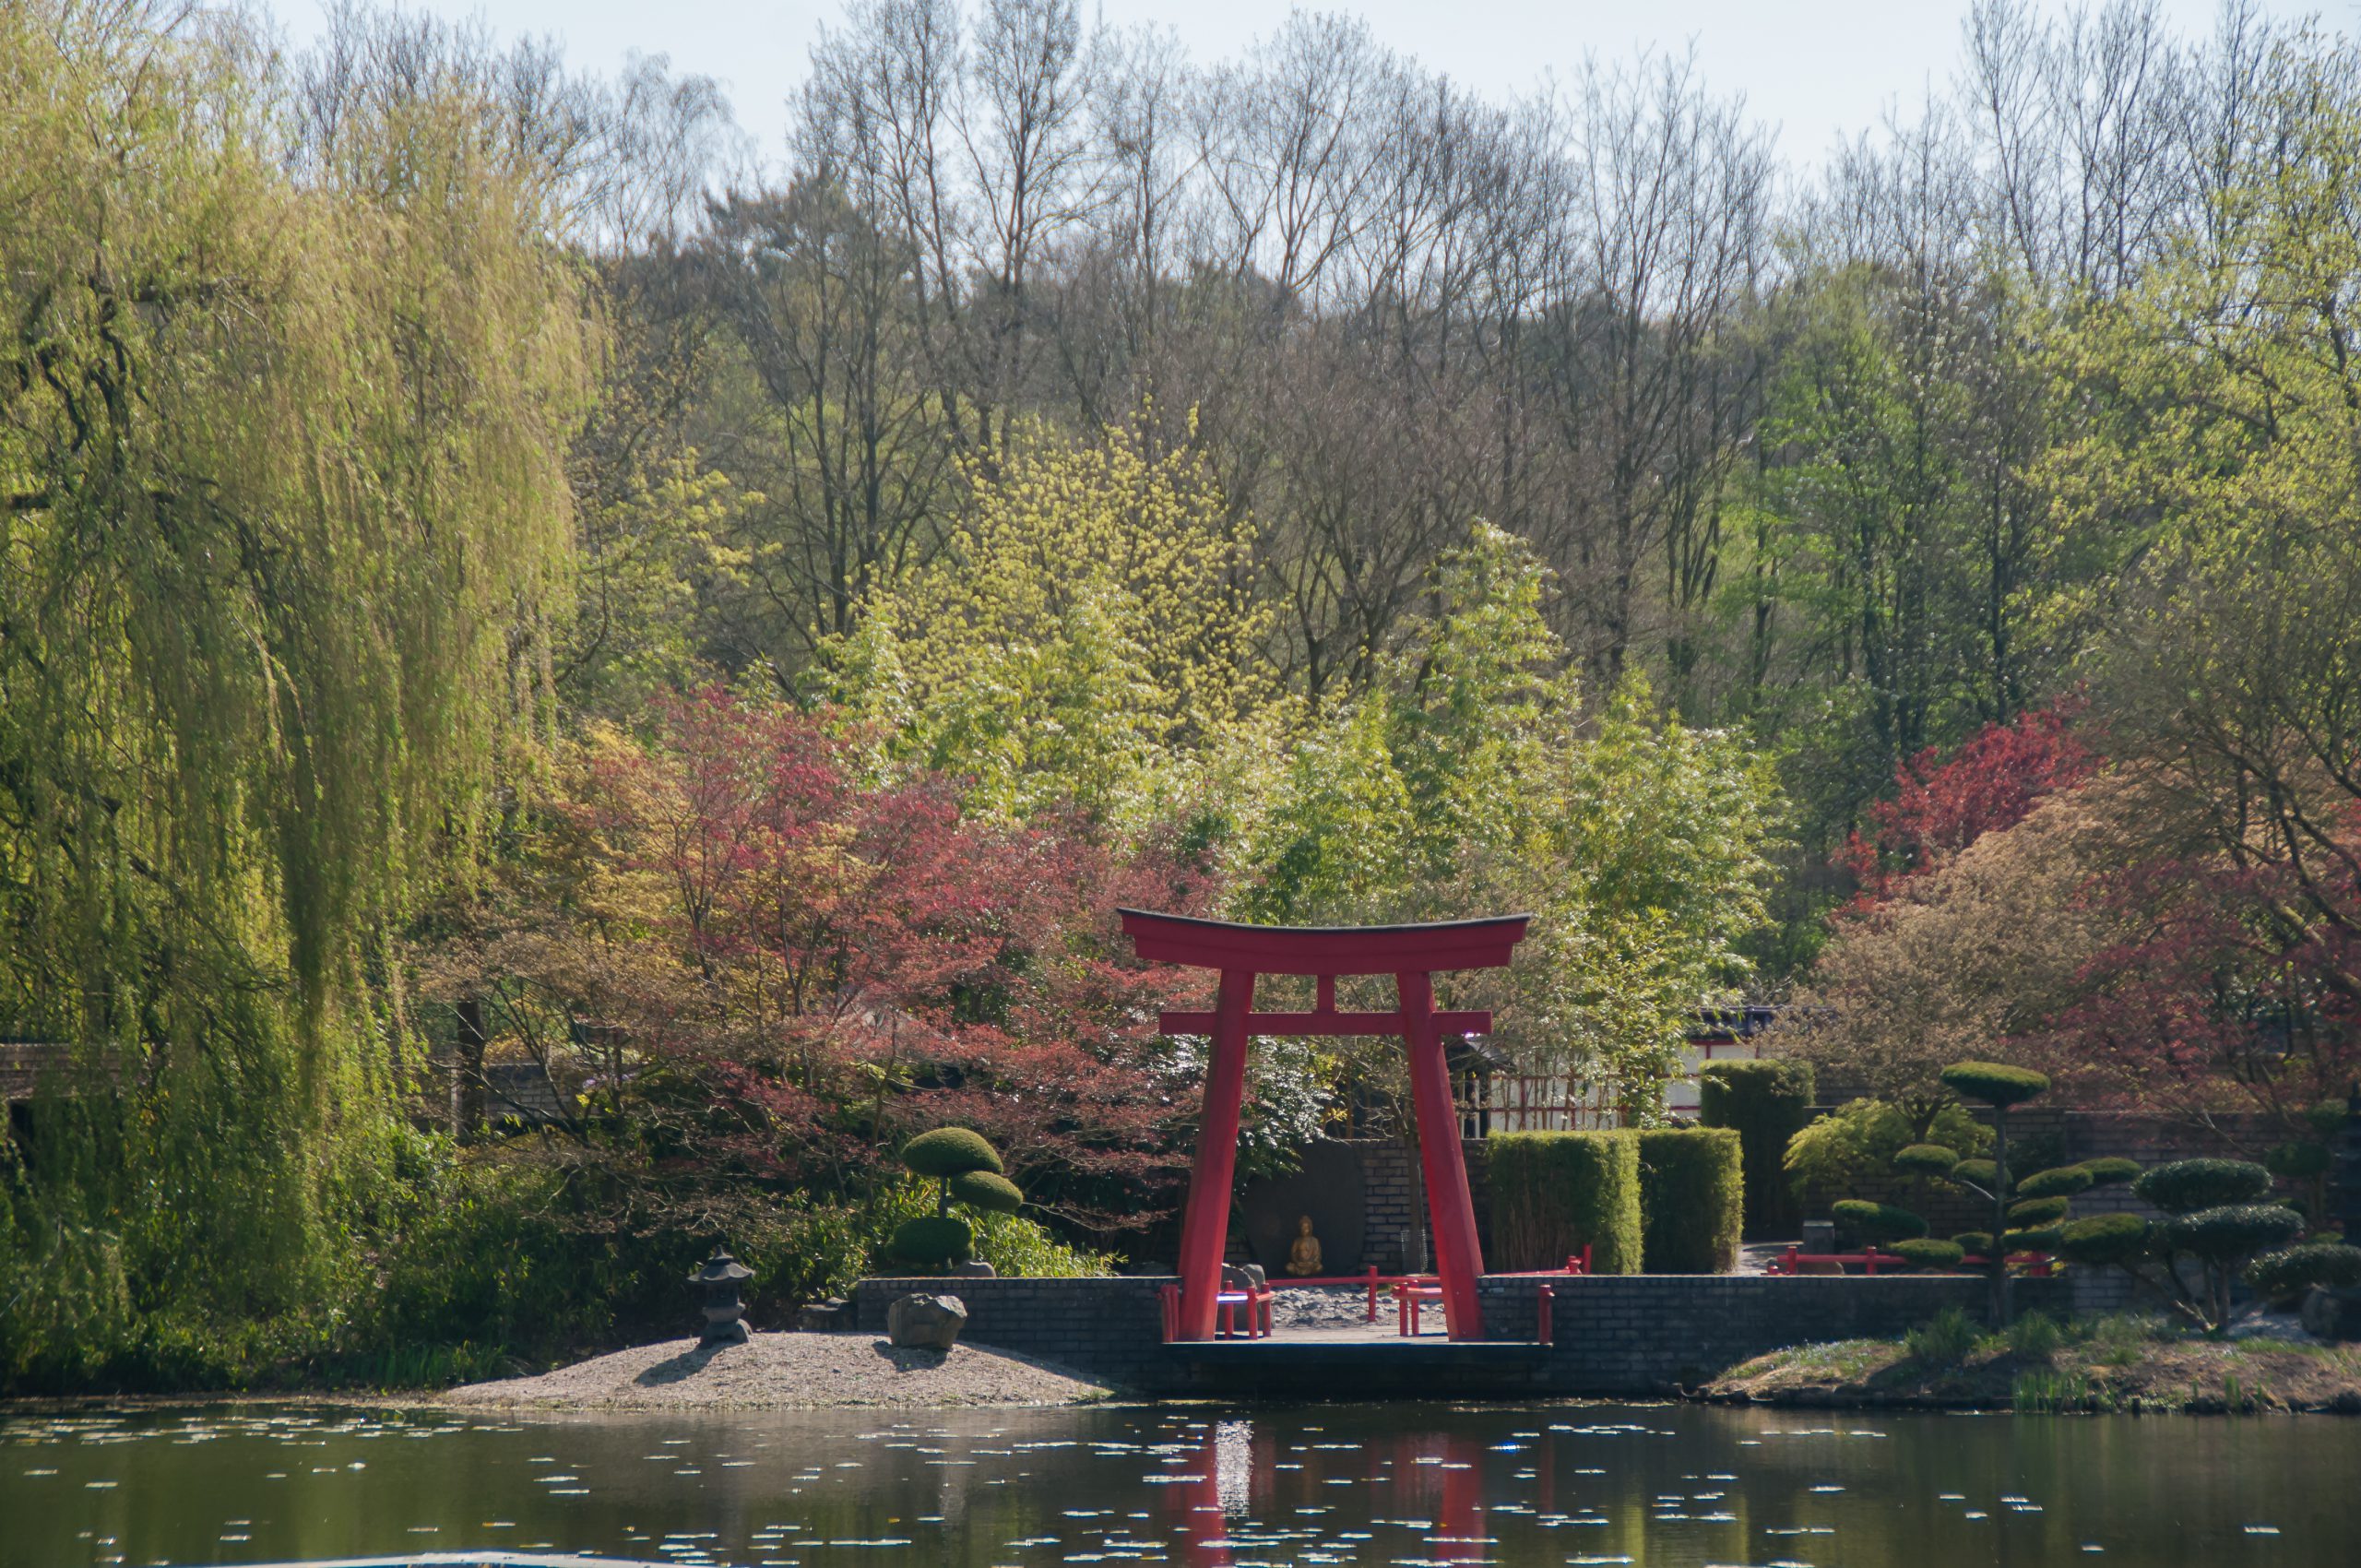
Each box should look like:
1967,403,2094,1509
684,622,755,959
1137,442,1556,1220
1698,1058,1815,1238
1487,1131,1642,1274
1635,1126,1743,1273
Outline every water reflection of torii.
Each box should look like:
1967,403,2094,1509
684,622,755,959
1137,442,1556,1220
1118,908,1532,1343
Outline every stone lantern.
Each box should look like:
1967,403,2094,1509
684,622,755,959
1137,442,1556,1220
688,1245,753,1345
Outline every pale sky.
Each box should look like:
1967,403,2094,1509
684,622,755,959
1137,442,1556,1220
279,1,2341,171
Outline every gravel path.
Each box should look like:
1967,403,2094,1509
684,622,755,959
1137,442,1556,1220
439,1332,1110,1411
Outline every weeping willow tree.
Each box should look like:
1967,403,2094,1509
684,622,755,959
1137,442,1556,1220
0,2,593,1378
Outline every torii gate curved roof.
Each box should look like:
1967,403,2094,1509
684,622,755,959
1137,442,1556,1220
1115,908,1532,976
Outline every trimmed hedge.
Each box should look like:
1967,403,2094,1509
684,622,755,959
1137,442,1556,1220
1635,1127,1744,1274
1940,1061,2050,1107
2134,1158,2270,1215
1487,1131,1643,1275
1698,1058,1815,1239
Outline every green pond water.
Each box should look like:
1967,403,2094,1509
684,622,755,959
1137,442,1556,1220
2,1400,2355,1567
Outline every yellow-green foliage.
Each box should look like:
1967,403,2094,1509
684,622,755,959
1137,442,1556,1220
850,414,1280,826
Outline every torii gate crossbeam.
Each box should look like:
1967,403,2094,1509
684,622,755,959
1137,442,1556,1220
1119,908,1532,1342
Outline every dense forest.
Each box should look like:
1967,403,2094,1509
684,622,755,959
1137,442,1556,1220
5,0,2361,1389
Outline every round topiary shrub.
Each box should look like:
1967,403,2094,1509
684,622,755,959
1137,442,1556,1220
2007,1195,2072,1227
889,1215,975,1268
2002,1224,2065,1253
1940,1061,2050,1107
1895,1143,1961,1177
2057,1212,2151,1266
2075,1157,2142,1187
1952,1229,1995,1256
901,1127,1004,1178
1833,1199,1929,1243
2014,1165,2094,1201
2133,1158,2271,1216
2247,1241,2361,1299
948,1170,1025,1214
1890,1238,1967,1271
2162,1204,2304,1262
1952,1158,1999,1188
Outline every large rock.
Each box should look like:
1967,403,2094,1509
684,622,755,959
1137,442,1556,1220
2302,1284,2361,1342
887,1292,967,1349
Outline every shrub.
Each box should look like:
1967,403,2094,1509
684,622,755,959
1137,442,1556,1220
2247,1241,2361,1300
887,1215,974,1269
1890,1238,1965,1271
2076,1157,2142,1187
1699,1058,1815,1237
2264,1142,2331,1180
2133,1158,2271,1215
2007,1195,2071,1227
2162,1204,2304,1263
1635,1127,1743,1274
1784,1099,1988,1197
1488,1131,1642,1274
1940,1061,2050,1107
901,1128,1004,1178
1894,1143,1961,1177
1952,1229,1995,1256
949,1170,1025,1214
2002,1225,2064,1253
1952,1158,1999,1187
2057,1213,2151,1267
2008,1310,2062,1360
2014,1166,2094,1201
1833,1199,1928,1243
1904,1305,1978,1363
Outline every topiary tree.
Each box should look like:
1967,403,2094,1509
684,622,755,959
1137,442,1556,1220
2056,1157,2361,1336
889,1128,1024,1273
1938,1061,2051,1324
1823,1062,2133,1320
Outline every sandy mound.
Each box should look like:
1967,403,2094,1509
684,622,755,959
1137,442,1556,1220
441,1331,1110,1410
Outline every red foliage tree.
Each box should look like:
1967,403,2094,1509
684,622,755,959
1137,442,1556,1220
1842,703,2095,904
586,691,1214,1233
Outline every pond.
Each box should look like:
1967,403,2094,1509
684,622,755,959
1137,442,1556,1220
3,1400,2355,1567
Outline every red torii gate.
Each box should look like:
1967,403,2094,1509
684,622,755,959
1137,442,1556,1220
1118,907,1532,1342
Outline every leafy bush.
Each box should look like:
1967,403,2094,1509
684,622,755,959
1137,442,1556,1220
1891,1238,1965,1270
2247,1241,2361,1300
1698,1058,1815,1236
1952,1158,1999,1187
2162,1204,2304,1262
2133,1158,2271,1215
1635,1127,1742,1273
949,1170,1025,1213
1940,1061,2050,1107
1952,1229,1994,1256
1894,1143,1960,1177
1488,1131,1642,1274
1904,1305,1979,1363
1783,1099,1988,1196
1832,1199,1928,1243
2076,1157,2142,1186
2002,1224,2065,1252
901,1128,1004,1178
2013,1166,2094,1201
2007,1195,2071,1227
2057,1213,2151,1267
888,1215,975,1268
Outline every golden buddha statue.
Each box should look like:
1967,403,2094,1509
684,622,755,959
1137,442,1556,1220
1286,1214,1323,1277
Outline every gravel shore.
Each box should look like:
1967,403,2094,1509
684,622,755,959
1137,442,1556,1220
440,1331,1111,1411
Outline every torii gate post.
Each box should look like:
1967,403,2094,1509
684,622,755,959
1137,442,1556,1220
1120,909,1532,1343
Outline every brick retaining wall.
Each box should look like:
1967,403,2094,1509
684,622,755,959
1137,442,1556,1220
851,1271,2066,1396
